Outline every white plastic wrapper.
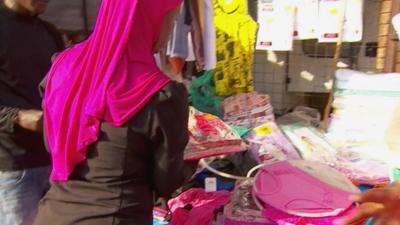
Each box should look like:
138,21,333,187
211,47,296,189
392,13,400,38
342,0,364,42
293,0,319,40
318,0,363,43
256,0,296,51
317,0,344,43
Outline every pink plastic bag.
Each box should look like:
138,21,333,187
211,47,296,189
262,205,358,225
253,161,359,218
168,188,231,225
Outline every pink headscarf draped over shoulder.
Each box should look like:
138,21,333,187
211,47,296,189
44,0,183,181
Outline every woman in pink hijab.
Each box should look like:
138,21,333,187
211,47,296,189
34,0,194,224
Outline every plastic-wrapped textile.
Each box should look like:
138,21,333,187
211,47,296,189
317,0,363,43
224,180,276,225
293,0,318,40
281,124,391,186
244,122,300,163
222,92,273,120
326,69,400,185
226,115,275,129
280,124,338,163
256,0,295,51
276,106,321,128
185,107,243,160
222,92,275,128
327,69,400,156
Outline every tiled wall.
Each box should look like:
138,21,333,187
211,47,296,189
253,0,380,114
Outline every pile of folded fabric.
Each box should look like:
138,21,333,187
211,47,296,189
281,124,392,186
327,69,400,155
326,69,400,184
185,107,244,160
222,92,275,129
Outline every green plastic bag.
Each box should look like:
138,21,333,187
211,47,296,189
189,70,224,117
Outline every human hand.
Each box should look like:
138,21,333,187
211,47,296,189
15,109,43,132
336,182,400,225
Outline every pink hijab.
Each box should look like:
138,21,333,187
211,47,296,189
44,0,182,181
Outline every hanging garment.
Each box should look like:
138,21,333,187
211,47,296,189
293,0,318,40
43,0,182,181
167,3,190,75
204,0,217,70
342,0,364,42
187,0,205,71
168,188,231,225
393,13,400,38
317,0,344,43
213,0,257,96
167,3,190,59
256,0,296,51
318,0,363,43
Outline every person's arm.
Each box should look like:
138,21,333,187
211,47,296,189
0,105,43,133
150,83,194,198
42,20,65,51
0,105,19,133
337,182,400,225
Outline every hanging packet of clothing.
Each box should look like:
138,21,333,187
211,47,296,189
293,0,318,40
213,0,257,96
318,0,344,42
318,0,363,43
203,0,217,70
256,0,296,51
342,0,363,42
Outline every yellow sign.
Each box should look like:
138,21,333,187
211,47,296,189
255,124,274,135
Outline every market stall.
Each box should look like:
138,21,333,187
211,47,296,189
39,0,400,224
156,1,400,225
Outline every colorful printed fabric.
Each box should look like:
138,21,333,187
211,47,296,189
185,107,243,160
212,0,257,96
222,92,275,128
